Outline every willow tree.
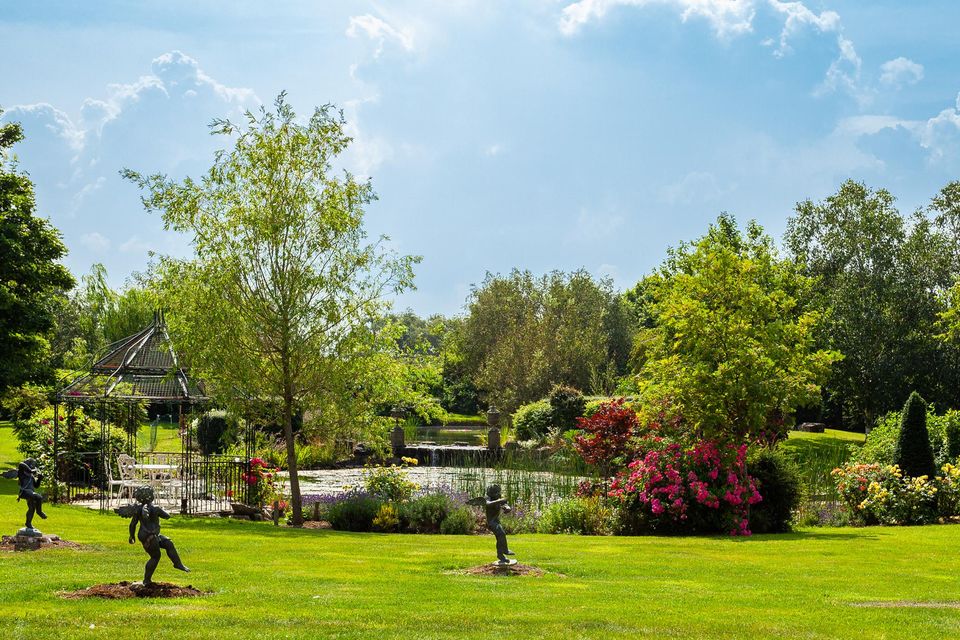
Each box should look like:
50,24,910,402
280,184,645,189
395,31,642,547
123,94,419,524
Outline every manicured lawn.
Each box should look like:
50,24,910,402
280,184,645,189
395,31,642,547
137,420,182,453
2,474,960,639
0,420,19,468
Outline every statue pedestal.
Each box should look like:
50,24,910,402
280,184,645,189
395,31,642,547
3,531,61,551
493,559,518,566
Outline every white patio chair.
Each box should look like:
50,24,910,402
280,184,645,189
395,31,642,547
116,453,139,504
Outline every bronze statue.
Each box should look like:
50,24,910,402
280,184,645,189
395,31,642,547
121,486,190,585
469,484,515,565
17,459,47,534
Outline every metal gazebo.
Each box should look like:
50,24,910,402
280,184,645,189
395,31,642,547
54,311,253,513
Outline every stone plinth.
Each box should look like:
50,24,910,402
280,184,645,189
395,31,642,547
3,532,62,551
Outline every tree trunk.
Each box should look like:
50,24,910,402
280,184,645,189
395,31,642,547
283,391,304,526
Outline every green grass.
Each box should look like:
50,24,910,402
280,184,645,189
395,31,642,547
0,420,19,468
3,475,960,639
136,420,182,453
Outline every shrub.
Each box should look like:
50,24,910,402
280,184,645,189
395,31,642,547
363,464,419,502
439,507,477,534
855,407,950,467
747,448,801,534
895,392,936,479
537,497,613,535
513,400,553,441
372,503,401,532
946,414,960,461
195,409,238,456
833,463,937,525
498,505,538,534
0,383,50,421
574,399,639,471
549,385,586,432
328,494,382,532
610,439,761,536
404,493,452,533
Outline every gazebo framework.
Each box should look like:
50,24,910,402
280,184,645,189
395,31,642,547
54,311,253,513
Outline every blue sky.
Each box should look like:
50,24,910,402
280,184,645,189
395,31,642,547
2,1,959,315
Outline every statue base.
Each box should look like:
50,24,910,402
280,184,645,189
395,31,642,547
493,559,518,566
3,531,62,552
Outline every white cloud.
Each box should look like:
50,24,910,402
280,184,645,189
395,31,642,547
79,231,110,252
559,0,755,39
915,92,960,165
347,14,415,58
767,0,840,57
880,57,924,88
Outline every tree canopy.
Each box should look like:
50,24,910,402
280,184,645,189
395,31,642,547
637,214,839,442
124,94,419,524
0,110,75,390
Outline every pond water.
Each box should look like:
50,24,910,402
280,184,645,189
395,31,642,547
290,466,586,508
411,426,486,446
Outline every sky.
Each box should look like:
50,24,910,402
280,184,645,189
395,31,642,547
2,1,959,316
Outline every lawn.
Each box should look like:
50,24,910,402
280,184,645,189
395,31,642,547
0,421,19,468
2,473,960,639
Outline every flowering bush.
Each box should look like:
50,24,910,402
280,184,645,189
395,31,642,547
610,439,761,535
363,460,419,502
372,503,401,532
242,457,284,508
832,463,938,525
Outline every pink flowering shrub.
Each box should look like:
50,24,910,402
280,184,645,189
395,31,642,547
609,438,761,535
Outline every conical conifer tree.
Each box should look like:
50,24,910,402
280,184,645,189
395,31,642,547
894,391,935,478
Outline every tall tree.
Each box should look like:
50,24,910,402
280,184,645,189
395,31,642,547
124,94,419,525
638,214,838,442
0,110,75,390
785,180,959,429
457,268,632,412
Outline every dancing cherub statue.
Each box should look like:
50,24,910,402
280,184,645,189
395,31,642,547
468,484,516,565
17,459,47,535
117,486,190,585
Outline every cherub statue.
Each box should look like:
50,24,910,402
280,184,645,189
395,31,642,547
118,486,190,585
468,484,515,565
17,459,47,533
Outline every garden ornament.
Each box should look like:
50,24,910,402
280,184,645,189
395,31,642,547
468,484,516,565
118,486,190,585
17,459,47,535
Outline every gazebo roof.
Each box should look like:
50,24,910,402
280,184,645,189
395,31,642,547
58,311,207,403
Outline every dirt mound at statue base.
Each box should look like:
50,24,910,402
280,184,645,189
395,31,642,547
62,581,207,599
462,563,547,576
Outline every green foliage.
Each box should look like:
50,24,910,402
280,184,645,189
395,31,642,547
327,495,382,532
638,215,839,442
372,503,401,533
456,269,633,412
513,400,553,441
946,414,960,460
747,448,802,534
0,112,76,390
537,497,613,535
195,410,239,456
125,94,420,524
894,392,936,479
787,180,960,430
0,383,50,421
363,464,418,502
548,385,586,432
855,408,951,467
14,405,128,491
439,507,477,534
403,493,452,533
